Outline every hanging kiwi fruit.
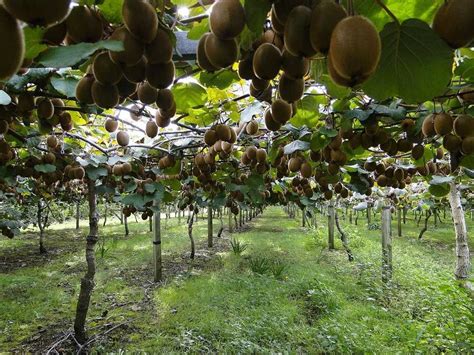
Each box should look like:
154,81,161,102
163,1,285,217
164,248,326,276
122,0,158,44
0,5,25,81
253,43,282,80
66,5,103,43
209,0,246,40
204,33,239,69
3,0,71,27
432,0,474,49
309,0,347,54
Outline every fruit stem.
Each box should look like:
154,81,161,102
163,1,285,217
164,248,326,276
374,0,400,26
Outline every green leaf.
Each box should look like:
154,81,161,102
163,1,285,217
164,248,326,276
98,0,124,23
283,140,311,155
0,90,11,105
36,40,124,68
460,154,474,169
187,19,209,40
455,58,474,81
86,167,109,181
244,0,271,32
429,175,454,185
310,133,330,151
34,164,56,173
363,19,453,103
290,95,326,128
50,75,79,98
23,27,48,60
124,181,138,193
320,74,350,99
429,184,450,197
172,82,207,112
199,70,240,89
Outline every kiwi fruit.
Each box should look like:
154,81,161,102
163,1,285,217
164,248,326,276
327,53,359,87
93,52,123,85
309,0,347,54
109,26,144,66
453,114,474,138
137,82,158,104
397,138,412,153
122,162,132,174
246,120,259,135
146,61,175,89
433,0,474,49
209,0,246,39
443,133,462,152
76,75,95,104
262,30,284,50
273,0,305,25
117,131,130,147
59,112,73,131
0,121,8,135
43,152,56,164
155,111,171,128
145,28,173,64
329,16,381,86
256,149,267,163
105,118,118,133
123,57,147,83
43,21,67,45
122,0,158,44
411,144,424,160
251,78,269,92
281,50,309,79
117,76,137,98
458,87,474,103
159,101,176,119
66,6,103,43
287,157,301,172
221,141,233,154
271,99,293,124
73,167,85,180
16,94,35,113
461,136,474,155
238,52,256,80
3,0,71,27
197,33,219,72
284,6,315,58
0,6,24,81
37,98,54,119
324,190,333,200
91,82,120,109
271,6,285,34
300,162,312,178
422,114,436,137
204,129,218,146
204,33,239,69
253,43,282,80
215,124,232,141
47,135,58,149
265,109,281,131
155,89,174,111
433,112,453,136
279,73,304,102
146,120,158,138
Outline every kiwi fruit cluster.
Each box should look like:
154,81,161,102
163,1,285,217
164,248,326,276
158,154,176,170
198,0,245,71
112,162,133,176
240,146,269,174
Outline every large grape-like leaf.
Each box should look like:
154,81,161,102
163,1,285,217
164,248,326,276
172,82,207,112
244,0,271,32
363,19,453,103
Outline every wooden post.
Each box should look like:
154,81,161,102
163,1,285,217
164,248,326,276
381,206,392,283
302,208,306,227
76,201,80,230
207,205,213,248
397,207,402,237
228,209,233,233
153,201,162,282
328,201,335,250
367,205,372,227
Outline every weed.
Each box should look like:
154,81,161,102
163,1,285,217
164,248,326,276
249,256,271,274
230,238,248,255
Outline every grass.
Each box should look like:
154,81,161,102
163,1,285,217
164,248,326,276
0,207,472,353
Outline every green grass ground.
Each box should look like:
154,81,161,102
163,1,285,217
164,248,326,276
0,207,472,353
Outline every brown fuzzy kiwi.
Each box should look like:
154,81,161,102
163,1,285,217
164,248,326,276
279,73,304,102
262,30,284,51
117,76,137,98
37,98,54,119
122,0,158,44
117,131,130,147
284,6,316,58
122,162,132,174
16,94,35,113
435,148,444,159
43,21,67,46
377,175,388,187
461,136,474,155
310,150,322,162
281,50,309,79
204,129,218,146
3,0,71,27
273,0,305,25
156,89,174,111
271,99,292,124
300,162,312,178
146,61,175,89
74,166,85,180
109,26,144,66
253,43,282,80
209,0,246,40
256,148,267,163
288,157,302,172
91,82,120,109
145,28,173,64
324,190,333,200
137,81,158,104
47,135,58,149
412,144,425,160
246,146,257,160
76,75,95,104
246,120,259,135
0,139,10,154
433,0,474,49
238,52,255,80
373,129,389,145
197,33,219,72
309,0,347,54
397,138,412,153
364,161,377,171
93,52,123,85
0,120,8,135
146,120,158,138
215,124,232,142
422,114,436,137
349,133,362,149
155,111,170,128
433,112,454,136
204,33,239,69
271,6,285,34
443,133,462,152
453,114,474,138
59,112,73,131
252,77,270,91
221,141,233,154
159,101,176,119
0,5,24,81
458,87,474,103
66,6,103,43
327,52,362,87
43,152,56,164
123,57,147,83
229,127,237,143
105,118,119,133
264,109,282,131
329,16,381,86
